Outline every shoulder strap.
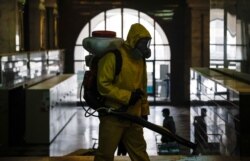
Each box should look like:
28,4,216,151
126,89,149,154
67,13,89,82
112,50,122,76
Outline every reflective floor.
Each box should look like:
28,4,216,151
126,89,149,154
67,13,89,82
50,105,190,156
1,105,191,157
0,155,245,161
0,105,247,161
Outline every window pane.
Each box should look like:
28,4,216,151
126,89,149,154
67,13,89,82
227,45,237,60
236,20,243,44
227,30,236,45
139,12,154,44
210,45,224,59
228,62,237,70
210,20,224,44
210,60,224,68
155,23,169,44
106,9,122,37
155,61,171,99
91,12,105,32
76,24,89,45
155,45,170,60
238,46,247,60
227,12,236,45
123,8,139,39
74,46,88,60
155,61,170,79
229,45,246,60
74,61,86,73
146,62,153,94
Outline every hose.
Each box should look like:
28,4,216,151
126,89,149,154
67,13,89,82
102,109,197,153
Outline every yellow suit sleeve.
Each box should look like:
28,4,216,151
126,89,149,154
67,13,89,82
141,62,150,116
97,52,131,106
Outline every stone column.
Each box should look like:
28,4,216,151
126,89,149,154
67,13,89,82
187,0,210,67
0,0,17,53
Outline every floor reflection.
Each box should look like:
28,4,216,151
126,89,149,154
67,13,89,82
50,106,190,156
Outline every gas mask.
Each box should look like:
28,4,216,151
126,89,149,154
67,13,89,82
131,38,151,59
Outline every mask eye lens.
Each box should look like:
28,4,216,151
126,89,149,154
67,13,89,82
147,40,151,48
136,38,151,49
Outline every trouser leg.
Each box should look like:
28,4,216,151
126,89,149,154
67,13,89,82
94,116,123,161
123,124,150,161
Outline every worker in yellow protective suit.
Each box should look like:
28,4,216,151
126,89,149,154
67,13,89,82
94,23,151,161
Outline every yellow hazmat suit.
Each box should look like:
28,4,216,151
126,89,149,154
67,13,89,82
94,23,151,161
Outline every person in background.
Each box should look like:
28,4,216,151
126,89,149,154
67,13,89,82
161,108,176,143
94,23,152,161
193,108,208,152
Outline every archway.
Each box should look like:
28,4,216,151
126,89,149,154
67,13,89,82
74,8,171,103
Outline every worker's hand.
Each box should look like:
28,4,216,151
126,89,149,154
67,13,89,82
129,89,144,105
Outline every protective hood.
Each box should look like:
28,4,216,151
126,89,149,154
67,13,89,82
125,23,151,48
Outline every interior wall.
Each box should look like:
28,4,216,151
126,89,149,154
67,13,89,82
28,0,42,50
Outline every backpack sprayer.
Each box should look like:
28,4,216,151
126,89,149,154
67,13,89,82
80,30,197,154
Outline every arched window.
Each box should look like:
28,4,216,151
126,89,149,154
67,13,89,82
74,8,171,102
